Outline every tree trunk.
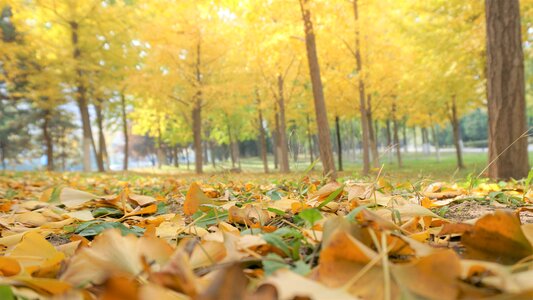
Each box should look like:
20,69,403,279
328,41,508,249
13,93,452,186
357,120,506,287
192,101,203,174
385,119,392,162
413,127,418,153
257,95,269,173
450,96,465,169
402,121,408,153
273,110,280,169
174,146,180,168
210,142,216,168
70,21,95,172
367,95,379,168
392,102,402,168
351,0,370,176
0,141,5,170
277,75,290,173
42,110,54,171
94,101,107,172
430,125,440,162
306,114,315,165
120,93,129,171
485,0,529,179
185,147,190,170
335,116,343,171
299,0,337,179
227,120,236,168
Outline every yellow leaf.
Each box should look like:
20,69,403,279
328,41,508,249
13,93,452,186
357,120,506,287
184,182,214,216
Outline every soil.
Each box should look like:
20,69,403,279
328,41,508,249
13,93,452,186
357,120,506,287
444,200,533,224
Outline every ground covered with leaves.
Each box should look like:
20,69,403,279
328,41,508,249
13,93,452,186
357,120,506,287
0,171,532,300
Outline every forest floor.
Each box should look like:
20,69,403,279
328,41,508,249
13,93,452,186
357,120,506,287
0,169,532,299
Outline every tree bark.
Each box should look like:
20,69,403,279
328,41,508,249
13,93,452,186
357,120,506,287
402,120,408,153
273,109,280,169
367,94,379,168
120,93,129,171
70,21,95,172
227,120,236,168
257,94,269,173
299,0,337,179
352,0,370,176
42,110,54,171
392,102,402,168
173,146,180,168
413,127,418,153
306,114,315,165
277,75,290,173
485,0,529,179
335,116,343,171
430,124,440,162
192,101,203,173
94,100,107,172
185,147,190,170
449,96,465,169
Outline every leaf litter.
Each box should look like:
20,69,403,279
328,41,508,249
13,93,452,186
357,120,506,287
0,172,532,299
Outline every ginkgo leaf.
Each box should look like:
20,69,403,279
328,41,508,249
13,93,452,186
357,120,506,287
60,188,98,208
184,183,215,216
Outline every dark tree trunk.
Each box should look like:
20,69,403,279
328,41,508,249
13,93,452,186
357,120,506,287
485,0,529,179
227,120,236,168
430,124,441,162
367,95,379,168
42,110,54,171
306,114,315,165
385,119,392,148
413,127,418,153
70,21,95,172
273,109,280,169
174,146,180,168
402,120,408,153
94,101,107,172
257,94,269,173
449,96,465,169
351,0,370,176
120,93,129,171
392,102,402,168
192,101,203,174
277,75,290,173
335,116,343,171
299,0,337,179
185,147,190,170
210,142,216,168
0,141,5,170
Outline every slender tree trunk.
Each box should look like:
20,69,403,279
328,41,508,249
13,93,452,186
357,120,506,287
402,121,408,153
273,110,280,169
367,95,379,168
0,141,5,170
185,147,190,170
210,142,216,168
430,124,441,162
156,127,165,169
385,119,392,162
257,95,269,173
192,101,203,174
413,127,418,153
277,75,290,173
335,116,343,171
94,101,107,172
351,0,371,176
70,21,95,172
174,146,180,168
485,0,529,179
450,96,465,169
299,0,337,179
227,120,236,168
306,114,315,165
42,110,54,171
392,102,402,168
120,93,129,171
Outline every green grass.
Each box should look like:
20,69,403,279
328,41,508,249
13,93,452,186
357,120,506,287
132,150,533,182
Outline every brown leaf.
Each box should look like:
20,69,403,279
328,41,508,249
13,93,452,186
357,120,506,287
462,210,533,264
184,182,215,216
195,264,248,300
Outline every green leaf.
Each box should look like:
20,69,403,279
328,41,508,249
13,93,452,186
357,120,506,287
193,208,228,228
92,207,124,218
263,253,287,276
75,221,145,237
316,185,344,209
267,207,286,216
0,286,14,300
298,208,323,227
266,189,283,200
262,232,291,257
